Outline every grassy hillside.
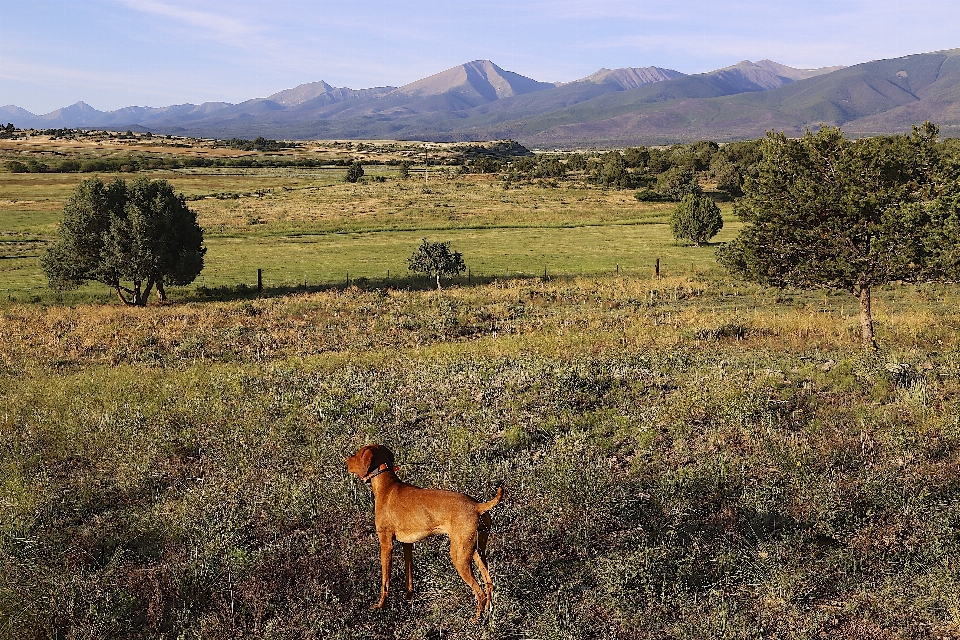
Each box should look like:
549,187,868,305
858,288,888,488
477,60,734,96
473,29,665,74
512,50,960,146
2,275,960,638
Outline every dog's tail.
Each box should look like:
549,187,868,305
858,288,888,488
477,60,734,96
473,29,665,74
477,486,504,514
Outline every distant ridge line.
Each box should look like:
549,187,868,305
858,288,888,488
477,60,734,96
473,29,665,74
7,49,960,146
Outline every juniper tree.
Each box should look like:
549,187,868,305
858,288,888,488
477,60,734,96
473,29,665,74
655,166,701,201
717,123,960,348
42,177,205,305
596,152,632,189
713,161,743,196
344,161,364,183
671,193,723,246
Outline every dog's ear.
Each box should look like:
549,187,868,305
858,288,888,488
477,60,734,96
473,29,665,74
357,445,375,475
346,445,376,477
360,445,373,475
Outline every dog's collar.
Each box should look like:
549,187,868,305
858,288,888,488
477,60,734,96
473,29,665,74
363,463,397,483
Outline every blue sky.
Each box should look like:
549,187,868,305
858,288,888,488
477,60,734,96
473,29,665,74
2,0,959,114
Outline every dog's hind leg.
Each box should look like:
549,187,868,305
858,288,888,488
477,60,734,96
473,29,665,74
450,533,487,621
475,513,493,609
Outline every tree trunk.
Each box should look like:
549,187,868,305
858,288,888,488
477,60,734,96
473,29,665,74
436,273,442,290
156,279,167,302
140,278,156,306
858,285,877,350
115,286,135,306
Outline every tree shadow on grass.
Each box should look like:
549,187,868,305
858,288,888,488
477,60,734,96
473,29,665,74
178,272,587,303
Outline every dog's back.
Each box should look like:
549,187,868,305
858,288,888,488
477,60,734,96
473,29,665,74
380,482,501,543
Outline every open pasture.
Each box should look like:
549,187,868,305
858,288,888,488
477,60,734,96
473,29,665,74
0,165,737,303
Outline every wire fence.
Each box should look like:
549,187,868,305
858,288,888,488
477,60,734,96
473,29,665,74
3,258,710,305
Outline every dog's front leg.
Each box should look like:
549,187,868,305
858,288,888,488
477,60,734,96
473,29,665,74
375,533,393,609
403,542,414,600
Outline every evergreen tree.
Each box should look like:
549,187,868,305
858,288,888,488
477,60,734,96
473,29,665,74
42,177,205,305
671,193,723,246
655,166,701,201
718,123,960,348
713,161,743,196
344,161,365,183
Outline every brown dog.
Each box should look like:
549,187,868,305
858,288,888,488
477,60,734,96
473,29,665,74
346,444,503,620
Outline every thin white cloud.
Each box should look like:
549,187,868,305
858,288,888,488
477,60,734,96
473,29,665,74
0,60,168,106
113,0,262,44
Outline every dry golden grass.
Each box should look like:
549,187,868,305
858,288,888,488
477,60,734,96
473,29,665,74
4,274,960,638
3,276,958,372
191,174,679,231
0,133,505,162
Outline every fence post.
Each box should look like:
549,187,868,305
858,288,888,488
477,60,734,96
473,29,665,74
655,258,660,278
468,268,471,284
257,269,262,293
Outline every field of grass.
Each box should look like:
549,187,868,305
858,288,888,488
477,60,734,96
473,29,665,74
0,165,738,303
2,275,960,638
2,142,959,639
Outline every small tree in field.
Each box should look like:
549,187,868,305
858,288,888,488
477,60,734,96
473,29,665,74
718,123,960,348
671,193,723,246
42,177,206,305
407,238,466,290
344,161,364,183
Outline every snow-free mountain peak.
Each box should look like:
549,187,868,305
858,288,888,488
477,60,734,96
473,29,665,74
577,66,685,89
707,60,848,91
268,81,336,106
753,59,846,81
396,60,557,101
267,81,396,108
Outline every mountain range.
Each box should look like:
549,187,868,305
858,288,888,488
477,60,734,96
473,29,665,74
4,49,959,146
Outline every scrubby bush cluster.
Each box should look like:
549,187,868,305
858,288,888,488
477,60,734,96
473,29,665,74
5,154,366,174
219,136,295,152
472,138,763,198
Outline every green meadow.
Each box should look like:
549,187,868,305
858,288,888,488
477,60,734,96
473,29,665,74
0,166,738,302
